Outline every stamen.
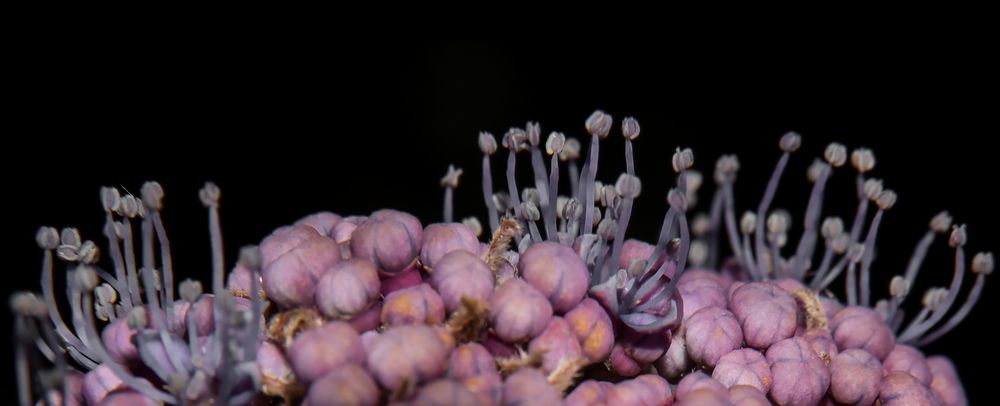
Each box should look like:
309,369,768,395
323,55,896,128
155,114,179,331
859,190,896,306
581,111,612,235
440,165,462,223
545,132,565,241
526,122,551,223
504,128,526,221
792,143,843,279
479,132,500,232
898,226,968,343
845,243,865,306
561,138,582,198
916,252,993,345
37,227,98,365
755,132,800,274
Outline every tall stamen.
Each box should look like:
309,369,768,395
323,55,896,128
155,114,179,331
755,132,800,273
479,132,500,232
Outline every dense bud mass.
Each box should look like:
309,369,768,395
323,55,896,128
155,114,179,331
14,111,988,405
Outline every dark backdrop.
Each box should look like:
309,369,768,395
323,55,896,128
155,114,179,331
5,40,996,403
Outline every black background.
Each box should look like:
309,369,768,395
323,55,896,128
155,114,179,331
4,40,996,403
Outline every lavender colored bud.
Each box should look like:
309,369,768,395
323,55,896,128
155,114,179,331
413,378,482,406
352,212,423,274
430,250,493,313
585,110,613,138
367,324,451,391
620,328,670,365
712,348,772,393
824,142,848,167
256,341,296,399
677,271,728,321
294,211,342,236
654,328,691,381
96,391,159,406
83,365,126,406
564,298,614,363
685,306,743,368
927,356,967,406
519,241,589,313
801,328,838,363
884,345,932,385
677,389,729,406
304,364,380,406
830,306,896,360
381,283,445,326
462,372,503,406
604,374,673,406
314,258,380,319
259,225,321,268
528,317,584,374
286,321,364,383
488,279,553,343
503,368,562,406
851,148,876,173
878,371,940,405
379,266,424,296
565,380,612,406
766,337,831,406
448,342,497,379
101,318,138,363
36,226,60,250
621,116,641,140
610,342,643,377
728,385,770,406
828,349,882,406
479,131,498,155
676,371,728,401
672,148,695,173
729,282,798,350
263,237,340,309
779,132,802,152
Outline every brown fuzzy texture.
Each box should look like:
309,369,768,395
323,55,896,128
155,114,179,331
496,348,544,376
791,288,828,331
267,308,324,348
446,297,490,343
485,218,522,275
546,357,588,394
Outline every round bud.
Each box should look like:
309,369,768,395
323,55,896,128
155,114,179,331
740,212,756,234
615,174,641,199
61,228,81,249
851,148,876,173
526,122,541,146
559,137,581,161
199,182,221,207
179,279,203,302
585,110,613,138
545,132,566,156
36,226,59,250
863,179,883,201
876,190,897,210
930,211,953,234
478,131,498,155
779,132,802,152
948,225,967,248
972,252,994,275
440,165,462,189
824,143,848,167
889,276,909,298
821,217,845,240
100,187,121,213
75,266,99,291
140,181,164,210
672,148,694,173
621,116,640,140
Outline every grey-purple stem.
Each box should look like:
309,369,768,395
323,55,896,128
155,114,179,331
482,155,499,232
792,166,830,279
755,152,790,275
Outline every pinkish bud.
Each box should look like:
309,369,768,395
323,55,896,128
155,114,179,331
528,317,584,374
712,348,772,393
502,368,562,406
351,214,422,275
83,365,126,406
367,324,451,391
676,371,728,401
461,372,503,406
257,341,296,399
564,298,614,363
677,272,728,322
286,321,364,383
519,241,590,313
728,385,771,406
421,222,480,270
380,283,445,326
259,225,321,268
412,378,482,406
604,374,673,406
565,380,614,406
379,264,423,296
830,306,896,361
766,337,831,406
488,279,553,343
430,250,493,313
304,364,380,406
884,345,932,385
927,356,967,406
448,342,497,379
878,371,941,405
729,282,799,350
262,236,341,309
315,258,381,319
294,211,342,236
829,349,882,406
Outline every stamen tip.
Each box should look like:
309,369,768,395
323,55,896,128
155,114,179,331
780,132,802,152
585,110,613,139
621,117,640,140
478,131,498,155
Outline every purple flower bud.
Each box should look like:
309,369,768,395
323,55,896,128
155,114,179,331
604,374,673,406
351,217,422,275
879,371,941,405
286,321,364,383
461,372,503,406
677,272,728,322
565,380,613,406
227,263,254,294
257,341,296,399
488,279,553,343
728,385,771,406
528,317,584,374
367,324,451,391
259,225,321,268
381,283,445,326
610,342,643,377
621,328,670,365
519,241,590,313
884,345,932,385
729,282,798,350
502,368,562,406
676,371,728,401
294,211,342,237
766,337,831,406
348,303,381,333
421,223,480,270
564,298,614,363
481,331,518,358
262,236,341,309
379,264,423,296
315,258,381,319
829,349,882,406
712,348,772,393
101,318,138,363
188,295,215,336
927,356,967,406
677,388,730,406
654,327,691,382
801,328,838,363
412,378,482,406
304,364,380,406
830,306,896,361
448,342,497,379
430,250,493,313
